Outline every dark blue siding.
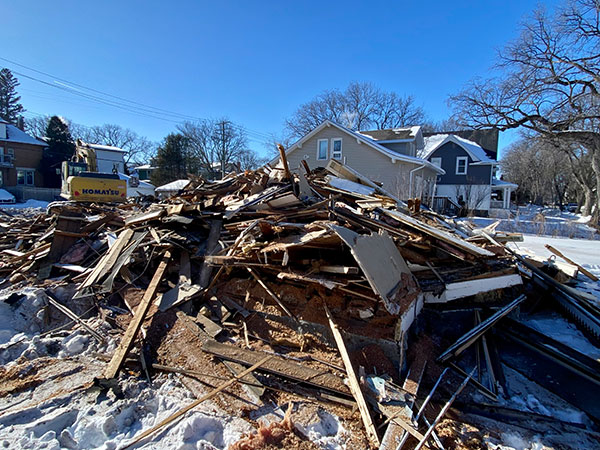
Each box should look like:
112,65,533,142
429,142,492,185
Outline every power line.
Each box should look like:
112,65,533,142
0,56,275,140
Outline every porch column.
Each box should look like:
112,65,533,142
503,187,510,209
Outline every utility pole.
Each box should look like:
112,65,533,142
221,120,226,179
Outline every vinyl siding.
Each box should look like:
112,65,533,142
285,126,437,199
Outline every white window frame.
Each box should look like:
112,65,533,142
17,168,35,186
431,157,442,168
455,156,468,175
331,138,342,160
317,139,328,160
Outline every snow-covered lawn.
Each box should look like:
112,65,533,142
461,205,599,240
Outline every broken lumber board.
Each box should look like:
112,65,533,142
437,294,526,363
324,303,380,448
199,219,222,288
194,313,223,338
423,274,523,304
74,229,135,298
123,356,271,449
247,267,298,320
378,208,495,258
103,250,171,380
277,143,291,180
329,224,418,315
124,208,165,226
44,290,104,343
545,244,599,282
38,208,84,279
201,339,350,396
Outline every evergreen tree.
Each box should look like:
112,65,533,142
0,69,25,124
41,116,76,188
151,133,196,186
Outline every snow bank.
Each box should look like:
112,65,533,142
0,199,49,210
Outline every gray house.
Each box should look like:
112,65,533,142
422,133,517,213
279,121,444,204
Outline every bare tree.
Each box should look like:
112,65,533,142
285,81,426,138
85,124,155,167
450,0,600,220
178,119,250,178
24,115,50,138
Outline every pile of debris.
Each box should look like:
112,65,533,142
0,157,598,449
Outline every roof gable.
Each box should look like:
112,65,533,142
423,134,494,163
281,120,444,174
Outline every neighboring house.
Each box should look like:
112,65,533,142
0,119,51,201
76,141,127,174
279,121,444,203
132,164,157,181
422,131,517,214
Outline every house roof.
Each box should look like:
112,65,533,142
282,121,444,175
358,126,421,142
133,164,157,170
423,134,495,164
0,120,46,147
492,178,518,188
424,129,499,156
80,142,128,153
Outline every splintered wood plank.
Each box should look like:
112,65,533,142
103,250,171,380
201,339,349,396
379,208,495,258
199,220,222,288
324,304,380,448
74,228,134,297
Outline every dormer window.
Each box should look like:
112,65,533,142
317,139,328,160
456,156,468,175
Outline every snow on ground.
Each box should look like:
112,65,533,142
0,199,49,211
461,205,599,240
0,189,15,203
508,234,600,304
0,285,350,450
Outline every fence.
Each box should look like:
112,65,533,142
5,186,62,202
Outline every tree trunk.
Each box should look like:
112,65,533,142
590,149,600,225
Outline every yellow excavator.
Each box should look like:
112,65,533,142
60,141,135,202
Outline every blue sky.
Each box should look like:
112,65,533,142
4,0,560,158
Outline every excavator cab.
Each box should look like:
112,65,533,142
60,160,127,202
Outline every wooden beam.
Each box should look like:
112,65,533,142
123,356,271,449
324,303,380,447
103,250,171,380
545,244,598,282
277,143,291,180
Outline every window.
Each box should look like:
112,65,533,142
17,169,34,186
317,139,328,160
431,157,442,168
331,138,342,160
455,156,468,175
7,148,14,157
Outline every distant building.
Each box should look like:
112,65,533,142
278,121,444,204
132,164,157,181
422,129,517,214
0,119,52,201
76,141,127,174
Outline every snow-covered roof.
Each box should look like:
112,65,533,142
423,134,494,163
155,179,191,192
84,143,128,153
0,188,15,202
0,120,46,147
133,164,157,170
492,178,518,188
281,120,444,175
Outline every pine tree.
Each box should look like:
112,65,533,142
41,116,76,188
151,133,195,186
0,68,25,124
